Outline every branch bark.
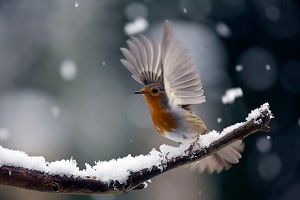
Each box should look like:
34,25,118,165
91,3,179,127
0,104,273,194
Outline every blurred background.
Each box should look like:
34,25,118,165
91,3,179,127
0,0,299,200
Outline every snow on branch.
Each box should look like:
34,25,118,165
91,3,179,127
0,103,273,194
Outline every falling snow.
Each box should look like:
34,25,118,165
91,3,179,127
221,87,243,104
60,59,78,81
266,64,271,71
217,118,222,123
215,22,232,37
183,8,187,13
102,61,106,66
75,1,79,8
124,17,148,35
235,64,243,72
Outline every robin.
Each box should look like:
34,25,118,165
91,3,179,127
120,20,244,173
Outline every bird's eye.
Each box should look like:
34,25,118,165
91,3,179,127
151,88,159,94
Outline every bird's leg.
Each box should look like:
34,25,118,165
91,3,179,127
184,137,200,155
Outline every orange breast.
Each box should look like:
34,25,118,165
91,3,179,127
142,94,178,134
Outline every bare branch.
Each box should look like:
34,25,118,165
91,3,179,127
0,103,273,194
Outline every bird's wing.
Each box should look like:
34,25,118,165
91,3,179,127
161,20,205,107
190,140,245,173
120,35,163,85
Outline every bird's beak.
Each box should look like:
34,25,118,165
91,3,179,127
134,90,146,94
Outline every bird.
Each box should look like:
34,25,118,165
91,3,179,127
120,20,244,173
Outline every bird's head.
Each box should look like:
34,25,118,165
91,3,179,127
134,84,164,100
134,84,168,114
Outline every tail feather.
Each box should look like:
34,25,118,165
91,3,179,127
190,140,245,174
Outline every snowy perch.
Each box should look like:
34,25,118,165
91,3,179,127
0,103,273,194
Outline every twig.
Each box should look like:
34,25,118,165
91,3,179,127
0,104,273,194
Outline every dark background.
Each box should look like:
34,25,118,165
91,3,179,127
0,0,299,200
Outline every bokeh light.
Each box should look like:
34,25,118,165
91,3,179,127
252,0,300,39
258,153,282,181
237,47,277,91
256,136,272,153
124,2,148,20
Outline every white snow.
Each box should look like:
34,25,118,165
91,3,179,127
183,8,187,13
0,103,272,183
124,17,148,35
159,143,190,158
0,146,48,172
215,22,232,37
0,145,163,184
60,59,78,81
235,64,243,72
246,102,273,121
221,122,245,135
221,87,243,104
75,1,79,8
143,181,149,188
298,117,300,127
87,149,163,183
0,128,10,141
198,130,222,147
217,117,222,123
48,158,79,176
266,64,271,71
201,103,272,148
198,122,245,148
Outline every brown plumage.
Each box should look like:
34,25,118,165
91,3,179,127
121,20,245,173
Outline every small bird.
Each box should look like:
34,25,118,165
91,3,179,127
120,20,244,173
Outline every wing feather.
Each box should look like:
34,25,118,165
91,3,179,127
120,35,162,85
190,140,245,173
161,20,205,106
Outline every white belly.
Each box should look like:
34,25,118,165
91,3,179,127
163,131,197,143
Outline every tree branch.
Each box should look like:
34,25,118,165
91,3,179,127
0,103,273,194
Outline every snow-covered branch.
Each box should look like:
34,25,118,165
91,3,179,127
0,103,273,194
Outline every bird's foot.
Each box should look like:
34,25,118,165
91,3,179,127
184,137,200,155
184,145,194,155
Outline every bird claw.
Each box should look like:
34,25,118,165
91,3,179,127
184,145,195,155
184,138,200,155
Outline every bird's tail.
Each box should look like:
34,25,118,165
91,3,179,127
190,140,245,173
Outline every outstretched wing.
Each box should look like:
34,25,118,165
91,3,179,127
120,35,162,85
161,20,205,107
